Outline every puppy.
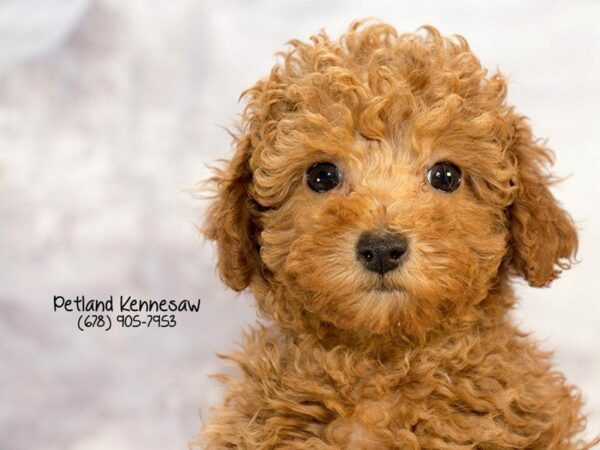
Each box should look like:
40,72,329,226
196,20,595,449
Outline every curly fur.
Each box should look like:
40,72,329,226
193,20,596,449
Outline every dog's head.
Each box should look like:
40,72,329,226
203,21,577,338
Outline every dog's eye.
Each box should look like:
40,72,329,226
427,161,461,193
306,162,340,192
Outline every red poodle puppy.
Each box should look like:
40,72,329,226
196,20,596,449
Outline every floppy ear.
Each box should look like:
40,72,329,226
203,134,259,291
507,115,578,287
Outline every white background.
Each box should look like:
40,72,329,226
0,1,598,448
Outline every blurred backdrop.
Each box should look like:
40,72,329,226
1,0,599,448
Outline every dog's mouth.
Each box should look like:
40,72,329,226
367,277,404,294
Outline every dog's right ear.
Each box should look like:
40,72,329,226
203,134,258,292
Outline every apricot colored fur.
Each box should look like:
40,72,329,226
194,20,596,449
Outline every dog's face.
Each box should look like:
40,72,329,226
204,23,577,338
258,135,507,336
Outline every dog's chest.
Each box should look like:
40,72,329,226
273,343,426,428
266,337,490,440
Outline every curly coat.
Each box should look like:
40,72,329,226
194,20,595,449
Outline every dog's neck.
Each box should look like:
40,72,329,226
249,276,516,356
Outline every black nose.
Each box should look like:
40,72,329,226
356,231,408,275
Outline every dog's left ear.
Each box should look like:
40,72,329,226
507,115,578,287
203,134,259,292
